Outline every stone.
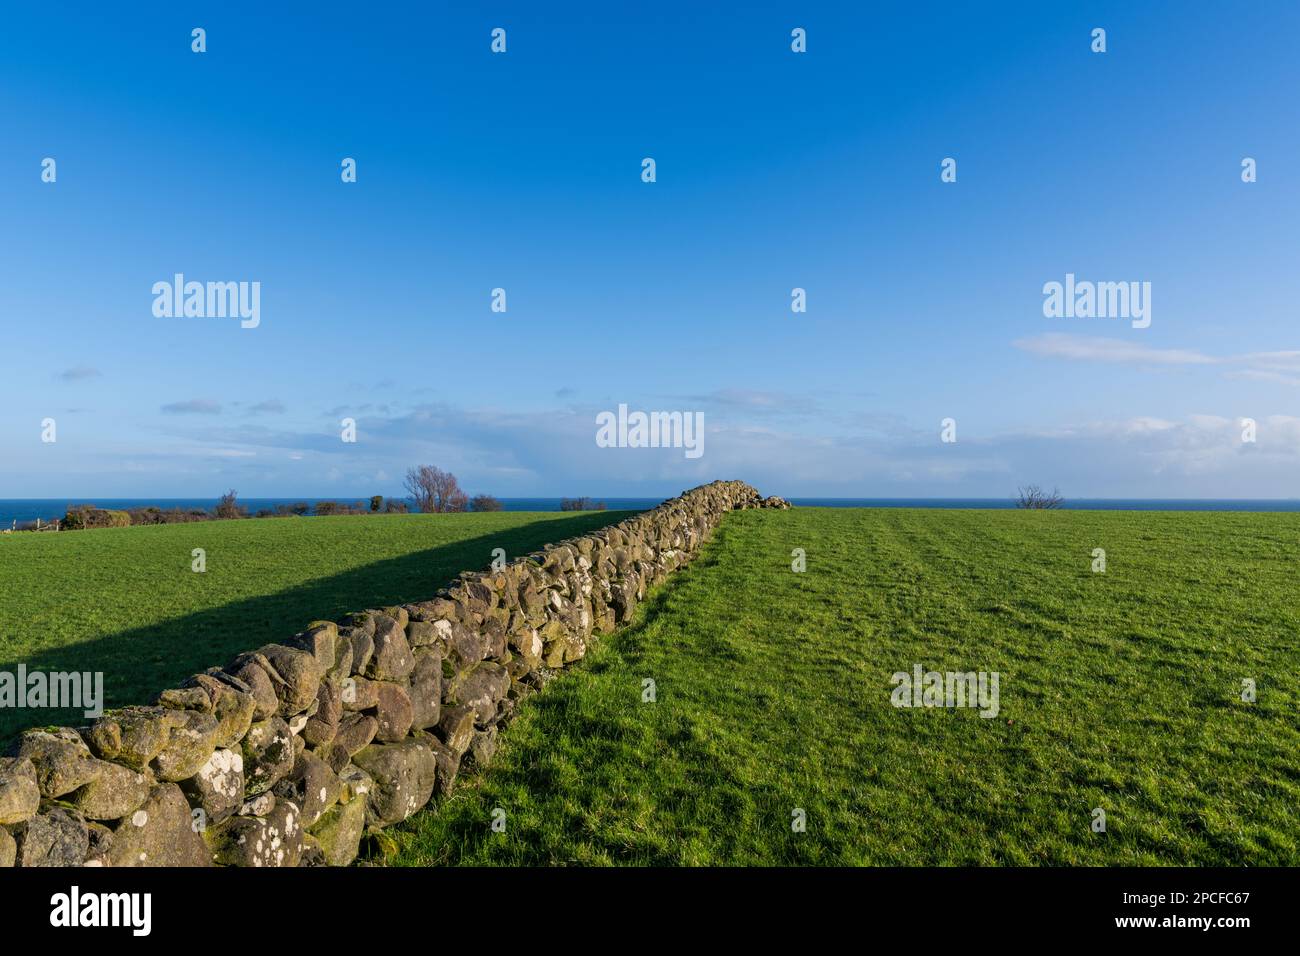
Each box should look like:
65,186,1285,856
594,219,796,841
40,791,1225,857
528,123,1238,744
327,633,354,681
537,618,568,663
467,725,498,769
407,597,461,624
0,757,41,825
154,686,209,711
406,620,438,647
13,728,102,798
273,751,340,828
151,709,221,782
302,679,342,747
180,748,244,824
340,675,380,711
463,579,497,613
241,717,295,796
435,705,476,757
299,832,327,866
0,826,15,867
408,649,442,730
428,737,460,797
316,741,351,774
336,764,373,805
84,705,183,770
104,783,210,866
308,793,366,866
372,681,414,742
173,672,258,748
288,623,337,672
225,655,281,720
256,644,324,718
342,627,374,676
481,617,509,660
495,696,520,727
340,611,375,638
13,807,88,867
352,739,438,827
506,655,533,683
611,575,639,623
444,662,510,725
239,793,276,816
367,615,414,682
83,821,114,864
205,798,302,867
446,621,487,670
67,761,153,820
333,713,378,757
380,606,409,630
508,625,543,670
518,581,546,621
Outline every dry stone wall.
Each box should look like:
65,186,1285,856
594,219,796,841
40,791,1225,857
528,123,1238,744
0,480,788,867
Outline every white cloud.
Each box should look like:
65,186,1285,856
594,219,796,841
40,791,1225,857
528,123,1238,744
59,365,102,382
1013,333,1216,365
161,398,222,415
1015,333,1300,385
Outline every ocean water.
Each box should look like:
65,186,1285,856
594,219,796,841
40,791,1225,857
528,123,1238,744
0,497,663,525
4,496,1300,526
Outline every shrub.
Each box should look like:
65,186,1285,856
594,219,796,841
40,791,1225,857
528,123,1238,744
560,496,606,512
384,498,409,514
215,489,246,520
1015,485,1064,510
314,501,345,516
127,506,210,525
63,506,131,530
471,494,503,512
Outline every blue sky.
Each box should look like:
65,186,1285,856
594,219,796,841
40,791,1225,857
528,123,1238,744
2,1,1298,499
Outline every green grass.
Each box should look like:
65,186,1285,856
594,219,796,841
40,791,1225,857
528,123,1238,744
0,511,628,744
384,507,1300,866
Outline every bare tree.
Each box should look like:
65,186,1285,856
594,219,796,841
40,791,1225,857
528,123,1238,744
404,465,469,513
560,496,607,512
215,489,245,520
1016,485,1064,510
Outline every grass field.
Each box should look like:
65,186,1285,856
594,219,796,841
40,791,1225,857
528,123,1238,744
0,510,628,744
384,507,1300,866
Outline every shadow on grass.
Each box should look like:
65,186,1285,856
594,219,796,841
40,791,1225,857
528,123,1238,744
0,512,626,747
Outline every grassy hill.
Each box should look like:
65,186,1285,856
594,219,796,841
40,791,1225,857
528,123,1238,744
4,505,1296,864
0,510,628,743
382,507,1300,865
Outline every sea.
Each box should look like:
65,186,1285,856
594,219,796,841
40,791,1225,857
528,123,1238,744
4,496,1300,526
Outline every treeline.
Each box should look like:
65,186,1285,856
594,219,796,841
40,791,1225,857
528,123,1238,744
60,492,419,529
44,464,609,532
